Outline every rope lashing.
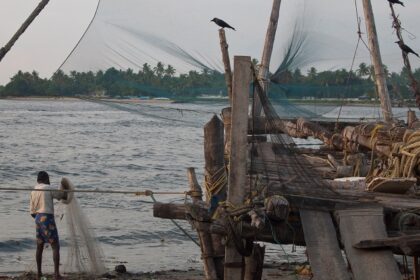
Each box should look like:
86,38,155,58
204,166,228,201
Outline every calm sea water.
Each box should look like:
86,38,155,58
0,99,410,275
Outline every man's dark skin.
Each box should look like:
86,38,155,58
36,242,60,280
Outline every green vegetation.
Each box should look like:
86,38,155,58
0,62,419,101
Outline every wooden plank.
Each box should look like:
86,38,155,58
225,56,252,280
337,207,402,280
300,210,351,280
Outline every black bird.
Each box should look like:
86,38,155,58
388,0,404,6
211,18,236,31
396,40,419,57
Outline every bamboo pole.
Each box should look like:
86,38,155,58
0,0,50,62
219,30,233,105
225,56,252,280
361,0,393,122
204,115,226,279
187,168,218,280
254,0,282,116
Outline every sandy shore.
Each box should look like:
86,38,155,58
4,262,312,279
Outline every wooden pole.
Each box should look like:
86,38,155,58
219,30,233,105
244,244,265,280
0,0,50,62
389,4,420,108
408,110,418,128
221,107,232,164
361,0,393,122
254,0,282,116
187,168,218,280
225,56,252,280
204,115,226,279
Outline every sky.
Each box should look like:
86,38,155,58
0,0,420,85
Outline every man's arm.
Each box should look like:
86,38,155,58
51,187,67,201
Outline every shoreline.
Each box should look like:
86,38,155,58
4,262,311,279
0,96,414,108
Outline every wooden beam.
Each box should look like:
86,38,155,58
225,56,252,280
354,233,420,255
153,203,186,220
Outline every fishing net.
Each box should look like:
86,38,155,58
53,0,420,118
60,178,106,275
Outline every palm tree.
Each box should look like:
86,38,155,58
357,63,370,78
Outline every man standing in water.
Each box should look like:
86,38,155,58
30,171,66,280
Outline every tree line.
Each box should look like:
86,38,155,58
0,62,419,100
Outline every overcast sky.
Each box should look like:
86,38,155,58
1,0,419,85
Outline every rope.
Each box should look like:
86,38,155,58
56,0,101,72
149,193,200,247
368,130,420,183
336,0,372,127
0,187,186,196
204,166,228,201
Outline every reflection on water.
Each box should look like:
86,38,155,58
0,99,410,274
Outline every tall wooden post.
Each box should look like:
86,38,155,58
219,30,234,105
204,115,227,279
224,56,252,280
0,0,50,62
187,168,218,280
254,0,282,116
361,0,393,122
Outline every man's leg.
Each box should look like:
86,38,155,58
51,242,61,279
36,242,44,279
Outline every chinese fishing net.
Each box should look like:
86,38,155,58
60,177,106,275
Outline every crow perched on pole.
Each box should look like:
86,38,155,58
396,40,419,57
388,0,404,6
211,18,236,31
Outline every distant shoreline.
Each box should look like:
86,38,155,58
0,96,414,108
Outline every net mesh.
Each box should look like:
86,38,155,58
62,179,106,275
